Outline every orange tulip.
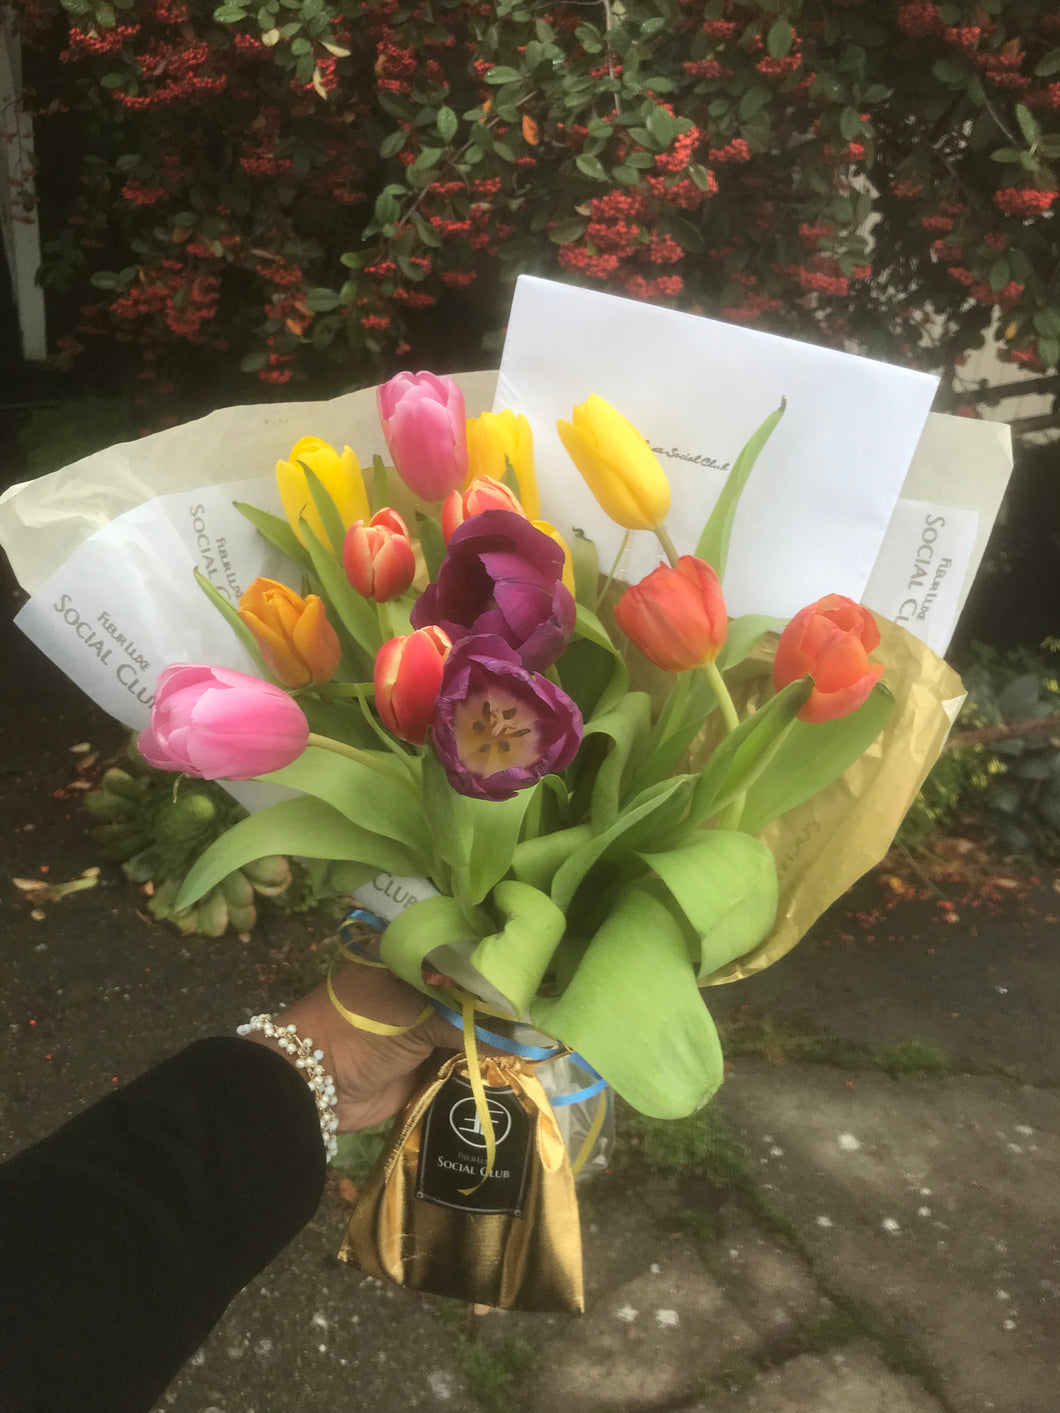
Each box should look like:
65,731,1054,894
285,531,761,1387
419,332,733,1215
343,508,416,602
614,556,727,672
374,626,452,744
773,593,883,723
238,578,341,688
441,476,528,543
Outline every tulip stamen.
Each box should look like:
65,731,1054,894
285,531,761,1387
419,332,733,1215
454,689,541,777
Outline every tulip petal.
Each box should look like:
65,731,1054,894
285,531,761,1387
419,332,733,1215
801,664,884,724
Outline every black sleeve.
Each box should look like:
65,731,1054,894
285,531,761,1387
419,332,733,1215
0,1036,327,1413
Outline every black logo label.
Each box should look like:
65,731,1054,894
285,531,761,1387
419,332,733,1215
416,1073,534,1217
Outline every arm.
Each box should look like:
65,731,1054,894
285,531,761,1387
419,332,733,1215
0,964,457,1413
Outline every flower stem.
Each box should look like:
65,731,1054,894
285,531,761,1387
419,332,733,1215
306,731,414,788
654,523,680,568
594,529,632,611
701,658,740,734
376,600,393,643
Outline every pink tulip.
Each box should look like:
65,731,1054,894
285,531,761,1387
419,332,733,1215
377,370,468,501
344,507,417,602
138,664,309,780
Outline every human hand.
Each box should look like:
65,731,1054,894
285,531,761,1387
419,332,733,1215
249,962,463,1133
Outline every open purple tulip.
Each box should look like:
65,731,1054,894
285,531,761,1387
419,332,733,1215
431,635,583,801
411,509,576,672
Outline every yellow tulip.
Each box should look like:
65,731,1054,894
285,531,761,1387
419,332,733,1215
276,436,369,549
556,395,671,532
465,409,541,520
532,520,576,597
238,577,341,687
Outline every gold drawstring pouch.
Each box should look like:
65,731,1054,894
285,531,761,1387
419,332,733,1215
338,1052,584,1313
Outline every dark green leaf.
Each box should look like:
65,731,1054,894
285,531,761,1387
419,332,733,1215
575,153,608,181
436,105,458,142
1015,103,1039,147
766,18,792,58
549,218,587,245
305,287,341,312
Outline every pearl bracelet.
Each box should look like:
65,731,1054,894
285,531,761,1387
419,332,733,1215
237,1014,339,1162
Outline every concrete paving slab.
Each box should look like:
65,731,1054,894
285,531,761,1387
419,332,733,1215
692,1341,946,1413
506,1179,831,1413
722,1060,1060,1413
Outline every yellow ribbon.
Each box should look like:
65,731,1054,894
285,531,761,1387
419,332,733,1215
326,952,433,1036
457,992,497,1196
570,1090,609,1179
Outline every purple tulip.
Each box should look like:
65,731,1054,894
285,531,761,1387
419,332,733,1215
431,635,583,801
411,509,576,672
138,663,309,780
377,370,468,502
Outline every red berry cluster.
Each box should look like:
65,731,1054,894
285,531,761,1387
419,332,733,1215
993,187,1057,217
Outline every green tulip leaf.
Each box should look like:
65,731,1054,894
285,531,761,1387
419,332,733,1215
299,518,381,657
583,691,653,831
558,638,629,722
715,613,786,672
463,788,537,905
639,831,777,979
551,776,691,912
176,795,421,910
570,527,599,606
739,681,895,835
690,676,813,823
695,398,786,582
380,894,491,994
302,465,349,560
574,602,618,653
511,824,594,893
234,501,312,572
192,568,267,672
468,881,568,1016
531,883,724,1117
421,750,474,878
371,454,389,516
416,510,447,582
259,746,431,859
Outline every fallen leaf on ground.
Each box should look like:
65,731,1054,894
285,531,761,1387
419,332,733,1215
12,868,101,904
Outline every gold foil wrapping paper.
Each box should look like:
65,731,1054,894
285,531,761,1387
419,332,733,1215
340,1054,584,1313
698,616,964,984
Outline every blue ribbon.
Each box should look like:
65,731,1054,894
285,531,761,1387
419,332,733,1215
429,998,561,1061
343,907,389,934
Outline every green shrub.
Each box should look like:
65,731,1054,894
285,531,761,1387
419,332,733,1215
11,0,1060,395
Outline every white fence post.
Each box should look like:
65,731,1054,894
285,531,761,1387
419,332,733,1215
1,15,47,361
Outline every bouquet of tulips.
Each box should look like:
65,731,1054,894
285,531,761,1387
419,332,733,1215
139,369,909,1131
